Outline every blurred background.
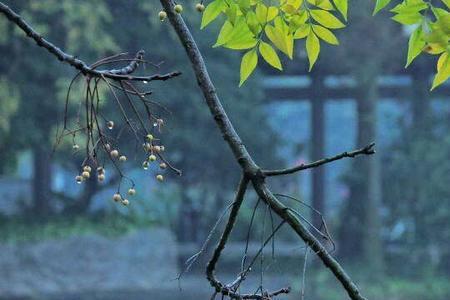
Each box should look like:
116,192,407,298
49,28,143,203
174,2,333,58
0,1,449,299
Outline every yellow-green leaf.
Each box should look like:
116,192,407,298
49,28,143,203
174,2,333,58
294,24,311,39
267,6,279,22
431,52,450,90
373,0,392,15
255,3,268,24
224,17,258,49
265,25,294,58
310,9,345,29
442,0,450,9
312,24,339,45
240,49,258,86
259,41,283,70
213,21,234,47
406,26,425,67
201,0,225,29
306,31,320,71
333,0,348,20
391,12,422,25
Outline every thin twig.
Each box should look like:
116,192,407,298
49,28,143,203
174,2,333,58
264,143,376,176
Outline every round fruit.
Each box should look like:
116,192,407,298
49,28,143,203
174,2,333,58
128,188,136,196
174,4,183,13
159,162,167,169
110,150,119,158
119,155,127,162
159,11,167,21
156,174,164,182
83,165,92,173
146,134,154,141
107,121,114,130
196,3,205,12
142,161,149,170
121,199,130,206
75,175,83,184
113,193,121,202
149,154,157,162
82,171,90,179
98,174,105,182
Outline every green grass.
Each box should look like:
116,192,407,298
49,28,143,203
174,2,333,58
0,213,155,244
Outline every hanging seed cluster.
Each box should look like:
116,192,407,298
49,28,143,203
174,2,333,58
55,50,181,208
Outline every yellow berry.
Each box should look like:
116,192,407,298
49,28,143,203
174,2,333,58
107,121,114,130
128,188,136,196
121,199,130,206
153,146,161,152
159,11,167,21
113,193,121,202
82,171,90,179
159,162,167,169
75,175,83,184
174,4,183,13
146,134,154,141
110,150,119,158
156,174,164,182
142,161,149,170
149,154,157,162
98,174,105,182
119,155,127,162
83,165,92,173
196,3,205,12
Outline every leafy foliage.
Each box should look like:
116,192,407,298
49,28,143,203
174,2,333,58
198,0,450,89
374,0,450,90
200,0,347,85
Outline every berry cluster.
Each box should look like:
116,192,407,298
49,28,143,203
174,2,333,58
57,50,181,208
158,3,205,21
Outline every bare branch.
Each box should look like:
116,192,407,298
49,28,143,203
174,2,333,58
264,143,376,176
0,2,181,82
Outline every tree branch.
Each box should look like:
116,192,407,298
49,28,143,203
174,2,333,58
264,142,376,176
159,1,368,299
0,2,181,82
0,1,370,299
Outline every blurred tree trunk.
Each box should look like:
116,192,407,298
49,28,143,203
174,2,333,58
338,63,383,274
63,177,98,215
310,74,326,232
32,143,52,216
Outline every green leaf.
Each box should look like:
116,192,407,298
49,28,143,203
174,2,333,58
223,17,258,50
333,0,348,20
312,24,339,45
240,49,258,86
213,21,234,47
259,41,283,70
267,6,279,22
306,31,320,71
373,0,392,15
265,24,294,58
310,9,345,29
406,26,425,67
391,12,423,25
255,3,268,24
294,24,311,39
442,0,450,9
201,0,225,29
431,52,450,90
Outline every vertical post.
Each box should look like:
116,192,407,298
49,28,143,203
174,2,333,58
310,75,326,231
